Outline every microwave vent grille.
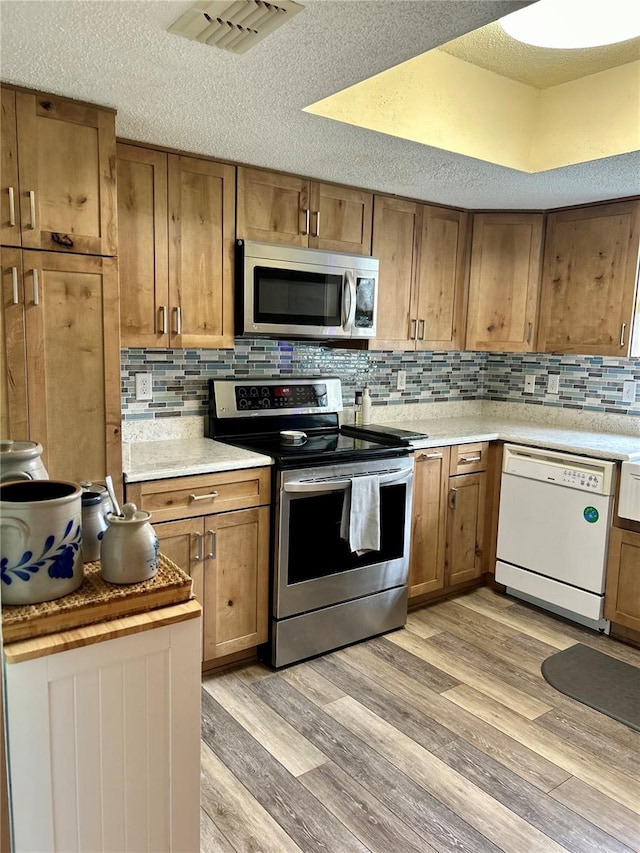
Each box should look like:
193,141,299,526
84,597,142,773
168,0,304,54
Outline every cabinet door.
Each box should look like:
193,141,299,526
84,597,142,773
23,251,121,485
446,472,486,586
154,518,204,660
466,213,543,352
1,87,21,246
237,166,310,247
310,182,373,255
409,448,450,598
604,527,640,631
0,248,28,439
168,155,235,348
538,201,640,355
415,206,469,351
117,144,169,347
15,91,117,256
371,195,419,349
203,506,269,661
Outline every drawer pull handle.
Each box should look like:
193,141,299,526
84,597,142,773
11,266,19,304
420,452,443,460
173,306,182,336
620,323,627,348
193,531,204,562
207,529,216,559
459,455,481,464
189,491,219,502
410,318,417,340
159,305,167,334
314,210,320,237
32,269,39,305
8,186,15,226
449,488,457,510
419,318,426,341
526,321,532,345
303,208,310,236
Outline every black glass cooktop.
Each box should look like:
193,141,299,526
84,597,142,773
220,429,410,469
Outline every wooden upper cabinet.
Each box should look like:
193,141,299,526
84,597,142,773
415,205,469,350
466,213,544,352
117,144,169,347
237,166,372,255
117,146,235,349
0,87,117,256
21,250,121,485
537,200,640,356
1,89,21,247
372,195,468,350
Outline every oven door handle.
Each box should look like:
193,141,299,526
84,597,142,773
284,468,411,493
342,270,356,332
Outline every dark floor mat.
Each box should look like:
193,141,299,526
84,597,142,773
541,643,640,732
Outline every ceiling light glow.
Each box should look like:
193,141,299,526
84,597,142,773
500,0,640,49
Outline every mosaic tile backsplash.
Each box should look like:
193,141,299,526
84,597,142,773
121,342,640,420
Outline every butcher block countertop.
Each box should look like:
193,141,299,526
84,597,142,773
2,554,199,662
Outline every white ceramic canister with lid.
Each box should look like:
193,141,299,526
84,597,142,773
100,503,159,584
81,491,108,563
0,480,83,604
0,440,49,482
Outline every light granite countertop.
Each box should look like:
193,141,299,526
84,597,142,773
123,416,640,482
123,438,272,483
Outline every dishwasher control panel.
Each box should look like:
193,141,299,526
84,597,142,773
503,444,616,496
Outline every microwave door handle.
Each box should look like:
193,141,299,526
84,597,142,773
343,270,356,332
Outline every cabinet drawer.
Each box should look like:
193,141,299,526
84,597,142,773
127,467,271,523
449,443,488,476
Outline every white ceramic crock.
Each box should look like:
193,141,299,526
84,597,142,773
0,440,49,483
0,480,83,605
100,502,159,584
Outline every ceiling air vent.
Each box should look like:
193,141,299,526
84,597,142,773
168,0,304,54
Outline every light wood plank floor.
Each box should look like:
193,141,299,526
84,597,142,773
200,587,640,852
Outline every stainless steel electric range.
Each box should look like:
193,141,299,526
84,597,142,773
206,377,415,668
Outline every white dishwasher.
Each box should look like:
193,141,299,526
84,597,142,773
495,444,616,632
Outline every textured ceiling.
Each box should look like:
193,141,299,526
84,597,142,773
440,20,640,88
0,0,639,210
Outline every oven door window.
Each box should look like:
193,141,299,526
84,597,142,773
254,266,342,327
287,483,406,584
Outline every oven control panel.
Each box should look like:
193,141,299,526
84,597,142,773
235,383,328,411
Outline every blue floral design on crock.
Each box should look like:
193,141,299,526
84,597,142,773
1,519,82,585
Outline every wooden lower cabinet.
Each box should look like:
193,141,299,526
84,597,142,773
409,444,487,603
605,527,640,631
143,470,271,666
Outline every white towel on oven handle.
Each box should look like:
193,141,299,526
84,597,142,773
340,474,381,555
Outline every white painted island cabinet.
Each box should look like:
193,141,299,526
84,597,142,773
3,601,201,852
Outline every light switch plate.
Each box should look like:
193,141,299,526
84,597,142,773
524,374,536,394
622,380,637,404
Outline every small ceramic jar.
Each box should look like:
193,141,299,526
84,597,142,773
81,491,108,563
0,440,49,483
80,481,114,517
100,503,159,584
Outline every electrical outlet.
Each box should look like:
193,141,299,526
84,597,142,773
135,372,153,401
622,380,637,404
524,374,536,394
547,374,560,394
397,370,407,391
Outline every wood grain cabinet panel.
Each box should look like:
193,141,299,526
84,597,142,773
117,146,235,348
409,447,450,598
237,166,373,255
466,213,543,352
372,195,468,350
0,247,28,439
0,250,121,486
0,86,117,256
537,200,640,356
605,527,640,631
446,471,486,587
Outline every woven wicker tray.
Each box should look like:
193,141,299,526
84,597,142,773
2,553,193,643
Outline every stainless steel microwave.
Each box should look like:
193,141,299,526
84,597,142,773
235,239,379,340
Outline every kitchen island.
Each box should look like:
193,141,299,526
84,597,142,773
2,555,201,853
